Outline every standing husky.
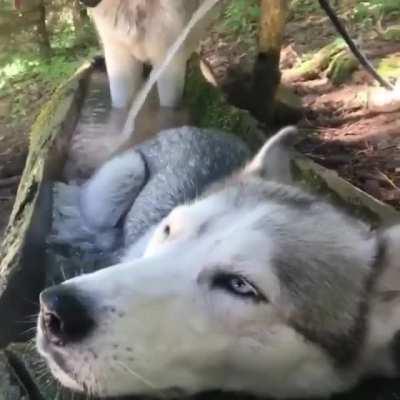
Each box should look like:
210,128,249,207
82,0,217,109
37,127,400,398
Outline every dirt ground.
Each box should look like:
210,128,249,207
284,14,400,210
202,9,400,211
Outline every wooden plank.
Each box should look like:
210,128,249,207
0,61,94,347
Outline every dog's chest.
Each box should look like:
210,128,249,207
90,0,198,62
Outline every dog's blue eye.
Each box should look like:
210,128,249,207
211,273,267,302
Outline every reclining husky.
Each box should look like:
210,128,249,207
50,126,250,258
38,127,400,398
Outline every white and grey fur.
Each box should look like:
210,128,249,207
38,127,400,398
86,0,220,109
50,126,250,257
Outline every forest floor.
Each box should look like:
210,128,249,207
1,1,400,238
288,11,400,211
202,1,400,211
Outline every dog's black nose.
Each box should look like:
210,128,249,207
40,286,95,346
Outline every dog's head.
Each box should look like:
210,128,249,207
37,127,400,398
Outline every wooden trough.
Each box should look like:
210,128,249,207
0,57,399,399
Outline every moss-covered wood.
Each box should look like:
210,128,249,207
284,39,348,82
292,155,400,226
0,60,94,347
326,50,358,85
185,58,266,151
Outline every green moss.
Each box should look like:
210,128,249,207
288,39,347,81
378,54,400,80
327,50,358,85
0,60,93,274
382,25,400,41
184,64,262,149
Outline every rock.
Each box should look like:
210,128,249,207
367,79,400,113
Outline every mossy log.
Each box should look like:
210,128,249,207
185,58,267,151
326,50,358,85
0,60,94,348
283,39,348,82
293,156,400,226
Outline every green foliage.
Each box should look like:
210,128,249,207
222,0,260,36
290,0,399,24
352,0,400,22
0,5,98,129
0,52,78,125
290,0,322,18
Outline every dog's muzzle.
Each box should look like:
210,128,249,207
80,0,102,8
39,285,95,347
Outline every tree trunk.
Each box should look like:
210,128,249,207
253,0,289,123
72,0,89,33
259,0,289,54
36,0,51,58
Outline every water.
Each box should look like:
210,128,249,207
45,68,192,285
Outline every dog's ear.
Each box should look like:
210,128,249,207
243,126,299,184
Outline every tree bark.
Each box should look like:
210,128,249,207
36,0,51,58
253,0,289,123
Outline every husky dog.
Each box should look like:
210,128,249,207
37,127,400,398
50,126,249,257
82,0,218,109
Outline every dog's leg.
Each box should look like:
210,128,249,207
102,40,143,108
80,150,148,230
156,52,187,108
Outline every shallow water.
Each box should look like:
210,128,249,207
45,71,123,285
64,70,192,182
46,68,193,285
64,70,129,182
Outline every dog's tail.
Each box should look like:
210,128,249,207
121,0,221,140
